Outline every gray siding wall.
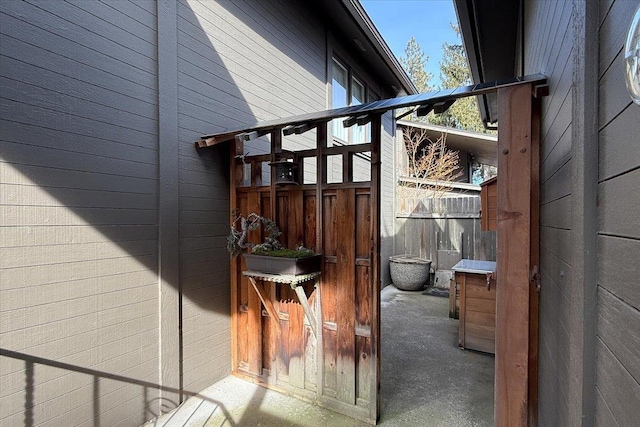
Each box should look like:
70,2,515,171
596,0,640,424
1,0,401,425
0,1,160,426
527,0,640,425
175,0,328,393
381,112,395,287
524,1,576,425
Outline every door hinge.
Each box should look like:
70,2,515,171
531,265,541,293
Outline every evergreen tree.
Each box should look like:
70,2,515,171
428,25,486,133
400,36,433,94
400,27,488,133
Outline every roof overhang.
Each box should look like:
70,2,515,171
310,0,417,96
397,120,498,167
453,0,521,124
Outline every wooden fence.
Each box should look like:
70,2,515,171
395,195,496,264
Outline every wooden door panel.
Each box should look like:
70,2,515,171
231,184,378,424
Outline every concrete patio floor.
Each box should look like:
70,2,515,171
145,286,494,426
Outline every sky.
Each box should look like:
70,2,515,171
361,0,460,87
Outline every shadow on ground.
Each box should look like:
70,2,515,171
379,285,494,426
148,286,493,427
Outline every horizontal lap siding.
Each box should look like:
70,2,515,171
176,0,326,393
596,0,640,424
380,113,395,287
0,1,159,426
524,0,574,424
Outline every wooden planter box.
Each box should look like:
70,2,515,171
243,253,321,276
452,260,497,354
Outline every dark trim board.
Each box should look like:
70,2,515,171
157,0,181,412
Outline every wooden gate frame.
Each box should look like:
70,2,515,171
495,84,541,426
197,75,548,426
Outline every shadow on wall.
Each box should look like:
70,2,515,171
0,348,237,427
0,0,334,425
1,0,333,424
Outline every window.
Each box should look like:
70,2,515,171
330,57,377,145
331,59,349,141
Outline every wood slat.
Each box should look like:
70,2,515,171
288,297,306,389
335,188,356,405
369,114,382,421
287,189,305,249
246,191,263,375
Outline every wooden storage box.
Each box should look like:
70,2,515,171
452,260,497,354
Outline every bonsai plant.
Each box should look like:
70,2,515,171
227,209,321,275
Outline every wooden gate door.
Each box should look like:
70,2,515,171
230,120,381,424
317,186,378,423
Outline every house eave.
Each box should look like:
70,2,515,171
339,0,418,96
397,120,498,167
453,0,520,124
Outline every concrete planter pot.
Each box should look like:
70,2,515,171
243,253,321,275
389,255,432,291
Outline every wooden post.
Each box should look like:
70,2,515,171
495,84,533,426
230,139,243,373
271,130,282,222
247,191,263,375
369,114,382,422
315,122,327,398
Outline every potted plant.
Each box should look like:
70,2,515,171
227,210,321,275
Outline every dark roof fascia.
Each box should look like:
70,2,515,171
339,0,418,96
453,0,520,125
453,0,484,86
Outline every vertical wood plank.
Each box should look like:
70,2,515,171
288,296,305,389
278,299,291,381
495,84,532,427
369,114,382,422
304,194,316,251
237,195,249,368
458,272,467,346
343,151,354,183
316,123,327,397
230,141,244,373
251,161,262,187
247,191,263,375
336,187,356,404
287,188,304,249
271,131,281,225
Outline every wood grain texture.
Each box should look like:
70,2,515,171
495,84,532,427
335,188,357,405
528,97,541,426
369,115,382,421
246,191,263,375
